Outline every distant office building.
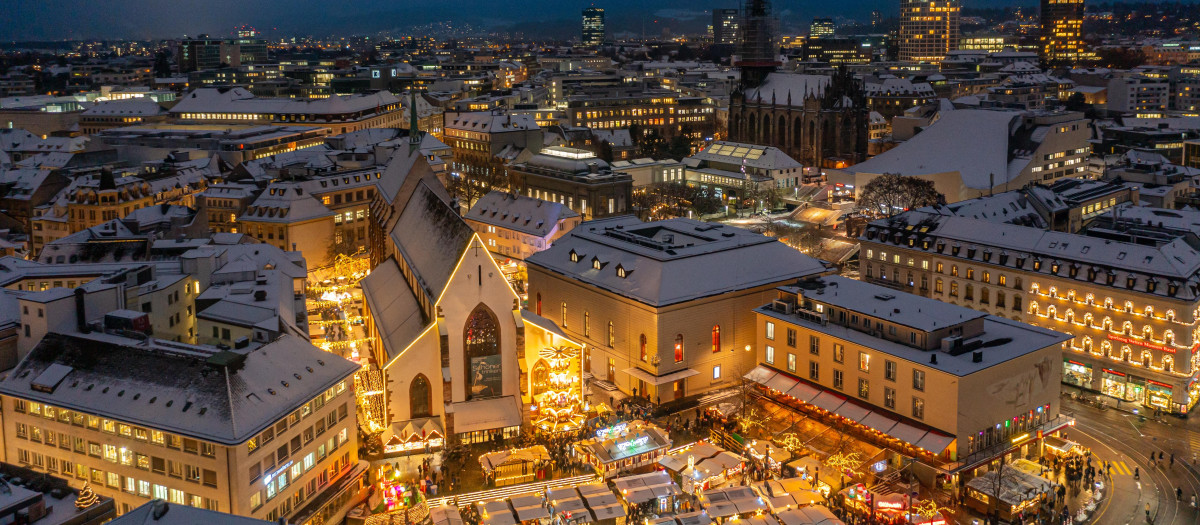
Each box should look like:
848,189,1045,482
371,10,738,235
872,10,883,29
1040,0,1085,66
177,36,268,73
713,8,741,45
899,0,961,63
582,7,606,46
810,18,836,38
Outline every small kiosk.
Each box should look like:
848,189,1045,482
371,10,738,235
613,471,684,516
480,446,552,487
697,486,768,523
432,504,465,525
964,466,1052,523
754,477,826,513
578,483,627,525
576,421,672,478
745,440,791,477
511,493,552,525
547,487,593,525
478,500,519,525
774,506,845,525
682,451,746,493
782,457,833,497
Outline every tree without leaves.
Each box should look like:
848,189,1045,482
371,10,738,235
854,173,942,217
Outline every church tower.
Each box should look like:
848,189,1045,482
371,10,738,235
735,0,780,88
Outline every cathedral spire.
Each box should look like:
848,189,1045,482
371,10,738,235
408,91,421,155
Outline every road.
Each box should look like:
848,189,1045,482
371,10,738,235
1064,394,1200,524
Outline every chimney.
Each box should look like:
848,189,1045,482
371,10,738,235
972,351,983,363
929,354,937,365
253,290,267,302
152,500,169,520
74,288,89,334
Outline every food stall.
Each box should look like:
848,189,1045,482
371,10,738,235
382,419,446,456
578,483,627,525
547,487,593,525
480,446,552,487
511,493,552,525
432,504,466,525
478,500,519,525
682,451,746,494
964,466,1053,523
1042,436,1081,458
754,477,826,513
774,506,845,525
745,440,791,478
613,471,684,516
696,486,768,522
782,457,833,497
575,421,672,478
651,511,716,525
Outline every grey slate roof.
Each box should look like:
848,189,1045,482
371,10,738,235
390,180,475,303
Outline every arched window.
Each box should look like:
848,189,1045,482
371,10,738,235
410,374,431,418
1142,351,1153,368
1122,346,1132,361
1101,341,1112,357
1122,321,1133,335
712,325,721,353
640,334,648,362
465,304,502,400
531,360,549,396
1065,309,1074,323
1103,317,1113,331
1164,356,1174,373
674,334,684,363
1081,337,1092,353
1165,330,1175,346
535,293,542,316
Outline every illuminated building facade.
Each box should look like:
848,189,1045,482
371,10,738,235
751,276,1068,464
1039,0,1085,66
582,8,606,47
713,9,741,45
566,90,716,141
509,147,632,220
0,333,363,523
899,0,961,63
859,209,1200,414
526,217,828,405
170,88,402,135
810,18,836,38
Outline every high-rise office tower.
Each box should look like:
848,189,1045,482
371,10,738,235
713,8,741,45
810,17,836,38
871,10,883,29
898,0,960,63
582,7,606,46
736,0,780,88
1040,0,1085,66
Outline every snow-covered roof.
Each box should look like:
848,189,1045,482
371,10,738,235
743,73,830,105
863,78,935,97
690,141,802,171
389,180,474,303
360,256,429,363
0,332,357,445
466,191,579,237
241,182,334,224
527,217,829,307
842,109,1028,190
445,111,540,132
81,97,166,117
171,87,399,118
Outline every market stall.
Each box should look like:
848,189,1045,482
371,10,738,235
613,471,684,516
774,506,845,525
754,477,826,513
964,465,1053,523
578,483,627,525
1042,436,1081,457
382,419,446,456
480,446,552,487
745,440,791,478
782,457,833,496
478,500,519,525
511,493,552,525
682,451,746,493
547,487,593,525
651,511,716,525
696,486,767,522
576,421,672,478
660,442,725,476
432,504,465,525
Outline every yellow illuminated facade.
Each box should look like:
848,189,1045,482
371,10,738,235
899,0,961,63
1039,0,1085,65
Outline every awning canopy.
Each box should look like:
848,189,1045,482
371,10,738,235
451,396,523,434
783,382,820,403
834,402,870,423
809,392,846,412
888,422,928,445
764,373,798,393
859,412,898,434
914,432,955,454
625,367,700,386
744,365,777,384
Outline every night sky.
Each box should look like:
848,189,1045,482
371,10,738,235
7,0,1056,41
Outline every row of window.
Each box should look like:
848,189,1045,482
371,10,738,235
15,449,220,511
13,400,216,457
14,423,217,485
260,452,353,523
246,382,348,455
255,430,348,509
766,347,927,420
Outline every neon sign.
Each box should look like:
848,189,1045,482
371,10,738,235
1107,334,1180,354
596,422,628,440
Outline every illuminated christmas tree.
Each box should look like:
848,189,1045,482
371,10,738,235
75,482,98,510
535,346,584,432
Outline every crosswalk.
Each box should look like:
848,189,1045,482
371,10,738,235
1187,433,1200,454
1106,460,1134,476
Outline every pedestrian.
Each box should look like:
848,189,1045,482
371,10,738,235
1178,487,1184,501
1135,466,1140,480
1171,453,1175,468
1146,502,1152,521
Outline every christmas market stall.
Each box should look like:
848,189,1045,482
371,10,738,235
576,421,672,478
381,418,445,456
511,493,552,525
578,483,627,525
650,511,716,525
774,506,845,525
681,450,746,493
613,471,684,516
547,487,594,525
477,500,520,525
963,465,1053,523
782,457,833,496
480,446,552,487
753,477,826,513
432,504,466,525
1042,436,1081,458
696,486,768,522
745,440,791,478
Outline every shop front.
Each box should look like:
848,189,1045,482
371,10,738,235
1147,380,1173,411
1099,368,1147,404
1061,359,1092,389
576,421,672,478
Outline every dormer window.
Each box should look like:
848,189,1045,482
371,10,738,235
616,265,628,278
592,258,602,270
569,250,580,263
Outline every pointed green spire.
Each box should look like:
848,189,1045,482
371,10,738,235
408,91,421,155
